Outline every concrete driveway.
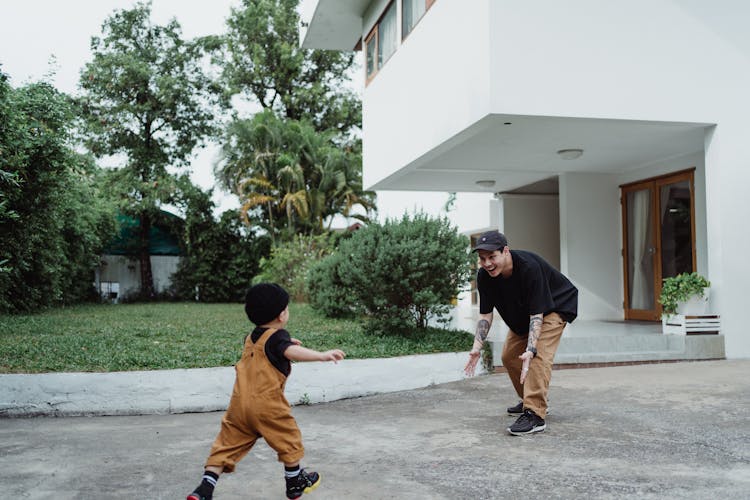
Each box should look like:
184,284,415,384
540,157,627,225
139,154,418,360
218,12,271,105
1,360,748,499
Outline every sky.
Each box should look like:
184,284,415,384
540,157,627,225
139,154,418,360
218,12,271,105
1,0,491,230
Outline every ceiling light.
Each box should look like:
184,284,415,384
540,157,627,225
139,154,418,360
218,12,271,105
557,148,584,160
476,180,496,188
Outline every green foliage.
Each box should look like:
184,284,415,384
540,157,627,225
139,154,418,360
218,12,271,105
77,2,223,297
307,251,358,318
0,72,116,313
659,272,710,316
309,214,473,334
0,302,473,373
212,0,372,242
170,186,271,302
216,109,376,242
221,0,361,136
254,233,338,302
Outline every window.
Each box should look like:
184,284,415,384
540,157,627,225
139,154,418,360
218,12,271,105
365,1,397,81
402,0,426,39
365,0,436,83
100,281,120,301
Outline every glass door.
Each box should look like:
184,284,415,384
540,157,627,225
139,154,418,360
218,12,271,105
621,170,696,320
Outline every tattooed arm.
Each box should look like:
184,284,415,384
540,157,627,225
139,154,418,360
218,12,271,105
526,313,543,351
464,312,493,376
519,313,543,383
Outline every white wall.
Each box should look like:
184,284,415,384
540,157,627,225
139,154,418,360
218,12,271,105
362,0,492,187
99,255,181,299
488,0,746,124
497,194,560,270
559,173,622,320
705,121,750,359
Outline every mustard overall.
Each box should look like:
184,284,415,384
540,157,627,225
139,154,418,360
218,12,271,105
205,328,304,472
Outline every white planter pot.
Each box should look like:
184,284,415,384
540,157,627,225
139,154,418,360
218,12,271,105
676,289,710,316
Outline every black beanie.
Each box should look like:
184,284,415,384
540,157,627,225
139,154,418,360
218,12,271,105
245,283,290,326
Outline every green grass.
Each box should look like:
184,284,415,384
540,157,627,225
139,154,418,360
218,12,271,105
0,302,473,373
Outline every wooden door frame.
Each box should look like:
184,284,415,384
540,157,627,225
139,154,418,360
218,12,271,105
620,168,696,320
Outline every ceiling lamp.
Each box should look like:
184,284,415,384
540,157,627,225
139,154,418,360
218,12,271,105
476,180,496,188
557,148,584,160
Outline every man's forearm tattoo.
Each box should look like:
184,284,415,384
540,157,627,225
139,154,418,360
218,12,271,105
527,314,543,350
475,319,490,343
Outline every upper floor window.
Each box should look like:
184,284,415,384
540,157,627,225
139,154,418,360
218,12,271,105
402,0,429,39
365,1,397,81
365,0,435,83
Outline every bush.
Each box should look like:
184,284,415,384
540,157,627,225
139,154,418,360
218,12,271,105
254,233,338,302
0,76,116,313
307,251,358,317
309,213,472,334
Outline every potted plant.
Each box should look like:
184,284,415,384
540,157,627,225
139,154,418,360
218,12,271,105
659,272,711,317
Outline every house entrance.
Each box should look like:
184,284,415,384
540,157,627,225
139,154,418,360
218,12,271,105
621,169,696,320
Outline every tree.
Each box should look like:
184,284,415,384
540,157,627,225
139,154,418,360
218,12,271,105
77,2,223,299
170,186,271,302
0,71,116,313
216,110,375,242
220,0,361,136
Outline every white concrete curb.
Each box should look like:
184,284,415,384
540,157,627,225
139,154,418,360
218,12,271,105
0,351,486,417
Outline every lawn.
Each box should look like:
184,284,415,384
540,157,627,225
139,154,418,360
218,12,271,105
0,302,473,373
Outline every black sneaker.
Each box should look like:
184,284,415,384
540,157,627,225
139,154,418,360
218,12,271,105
507,409,546,435
507,401,523,415
286,469,321,499
187,492,210,500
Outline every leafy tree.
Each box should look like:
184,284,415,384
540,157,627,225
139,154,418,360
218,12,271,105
220,0,361,136
0,71,116,313
216,110,375,242
170,186,271,302
308,214,473,334
77,2,223,299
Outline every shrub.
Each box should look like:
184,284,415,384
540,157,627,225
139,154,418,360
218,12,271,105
309,213,472,334
307,251,358,317
254,233,338,302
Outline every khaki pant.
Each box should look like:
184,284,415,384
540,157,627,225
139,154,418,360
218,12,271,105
205,329,304,472
500,312,566,419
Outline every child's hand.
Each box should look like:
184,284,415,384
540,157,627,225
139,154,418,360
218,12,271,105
291,338,302,346
321,349,346,363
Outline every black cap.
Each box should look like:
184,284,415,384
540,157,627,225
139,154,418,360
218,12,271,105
472,230,508,252
244,283,290,326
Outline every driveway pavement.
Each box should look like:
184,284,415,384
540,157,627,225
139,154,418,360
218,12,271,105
1,360,748,499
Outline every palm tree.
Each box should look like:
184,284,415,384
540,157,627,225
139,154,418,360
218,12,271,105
216,110,376,241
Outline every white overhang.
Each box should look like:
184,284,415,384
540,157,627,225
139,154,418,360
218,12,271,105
300,0,369,50
368,114,712,193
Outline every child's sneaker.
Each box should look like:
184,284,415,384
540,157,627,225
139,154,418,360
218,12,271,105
286,469,321,499
186,492,210,500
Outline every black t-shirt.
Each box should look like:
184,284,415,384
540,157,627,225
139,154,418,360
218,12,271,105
249,327,295,377
478,250,578,335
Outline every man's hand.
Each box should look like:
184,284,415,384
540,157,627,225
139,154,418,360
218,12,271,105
518,350,534,383
464,349,481,377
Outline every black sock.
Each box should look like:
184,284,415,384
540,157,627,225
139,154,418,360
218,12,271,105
194,470,219,497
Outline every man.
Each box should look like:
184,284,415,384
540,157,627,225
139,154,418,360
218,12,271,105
464,231,577,436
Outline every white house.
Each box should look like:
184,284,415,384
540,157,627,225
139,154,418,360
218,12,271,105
301,0,750,359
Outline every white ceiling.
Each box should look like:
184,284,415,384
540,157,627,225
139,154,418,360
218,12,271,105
370,114,711,192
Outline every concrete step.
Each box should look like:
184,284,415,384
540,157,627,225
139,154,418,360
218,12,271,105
490,333,725,367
